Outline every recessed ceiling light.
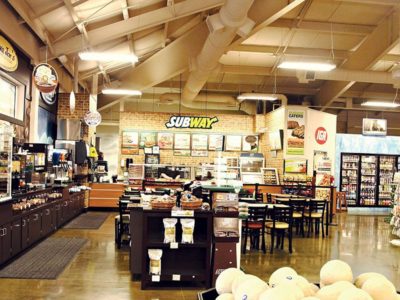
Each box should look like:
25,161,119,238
237,93,278,101
79,52,138,63
102,89,142,96
277,61,336,72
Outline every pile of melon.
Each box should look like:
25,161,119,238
215,260,399,300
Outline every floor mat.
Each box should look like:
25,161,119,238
0,237,87,279
63,212,109,229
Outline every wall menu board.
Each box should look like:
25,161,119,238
174,133,191,150
286,109,305,155
157,132,174,149
121,130,258,153
174,150,191,156
208,134,224,151
139,132,157,148
242,135,258,152
191,150,208,157
284,159,307,174
225,135,242,151
191,134,208,150
122,131,139,148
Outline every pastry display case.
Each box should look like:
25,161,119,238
0,121,13,201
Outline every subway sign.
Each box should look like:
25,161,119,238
165,116,218,129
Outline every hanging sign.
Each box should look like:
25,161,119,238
165,116,218,129
362,118,387,136
286,109,305,155
32,63,59,93
0,35,18,72
84,111,102,126
315,127,328,145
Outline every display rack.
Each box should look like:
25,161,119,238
0,122,13,202
261,168,279,185
139,209,212,289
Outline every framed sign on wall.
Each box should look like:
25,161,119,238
174,133,191,150
362,118,387,136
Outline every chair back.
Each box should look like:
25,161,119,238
255,193,264,203
275,197,290,205
119,199,130,217
247,206,268,224
271,205,293,226
307,199,327,218
289,198,306,214
266,193,272,203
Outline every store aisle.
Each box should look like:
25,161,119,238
0,214,398,300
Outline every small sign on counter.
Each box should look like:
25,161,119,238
171,209,194,217
172,274,181,281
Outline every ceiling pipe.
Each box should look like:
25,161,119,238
237,93,288,106
159,92,239,109
158,92,256,115
182,0,255,101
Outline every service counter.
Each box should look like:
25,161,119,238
0,186,85,266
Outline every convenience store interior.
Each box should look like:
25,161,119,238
2,0,400,299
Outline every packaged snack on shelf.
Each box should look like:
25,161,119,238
163,218,177,243
148,249,163,275
181,218,195,244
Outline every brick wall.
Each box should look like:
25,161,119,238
118,112,260,170
57,93,90,141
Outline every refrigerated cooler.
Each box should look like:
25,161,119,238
340,154,360,206
0,121,13,202
340,153,399,207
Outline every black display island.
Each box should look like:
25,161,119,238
129,206,213,289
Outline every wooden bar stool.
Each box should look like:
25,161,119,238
337,192,347,212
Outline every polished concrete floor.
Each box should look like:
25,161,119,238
0,213,399,299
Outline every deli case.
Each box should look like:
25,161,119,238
340,153,398,207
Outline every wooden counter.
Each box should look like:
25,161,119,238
89,183,125,208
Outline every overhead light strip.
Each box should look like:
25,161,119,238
102,89,142,96
361,101,400,108
277,61,336,72
237,93,278,101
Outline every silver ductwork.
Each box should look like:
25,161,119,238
182,0,255,101
57,119,81,140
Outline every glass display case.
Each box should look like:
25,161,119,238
0,121,13,201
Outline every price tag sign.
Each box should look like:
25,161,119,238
170,242,179,249
172,274,181,281
151,275,160,282
171,210,194,217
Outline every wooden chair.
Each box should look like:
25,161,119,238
337,192,347,212
116,199,131,248
304,199,327,238
242,206,268,254
265,206,293,254
255,193,264,203
266,193,272,203
289,198,306,237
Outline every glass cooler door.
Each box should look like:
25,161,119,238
378,155,397,206
340,154,360,206
360,155,378,206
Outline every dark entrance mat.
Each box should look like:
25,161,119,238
0,237,87,279
63,212,109,229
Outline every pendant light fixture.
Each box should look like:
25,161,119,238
69,91,76,113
